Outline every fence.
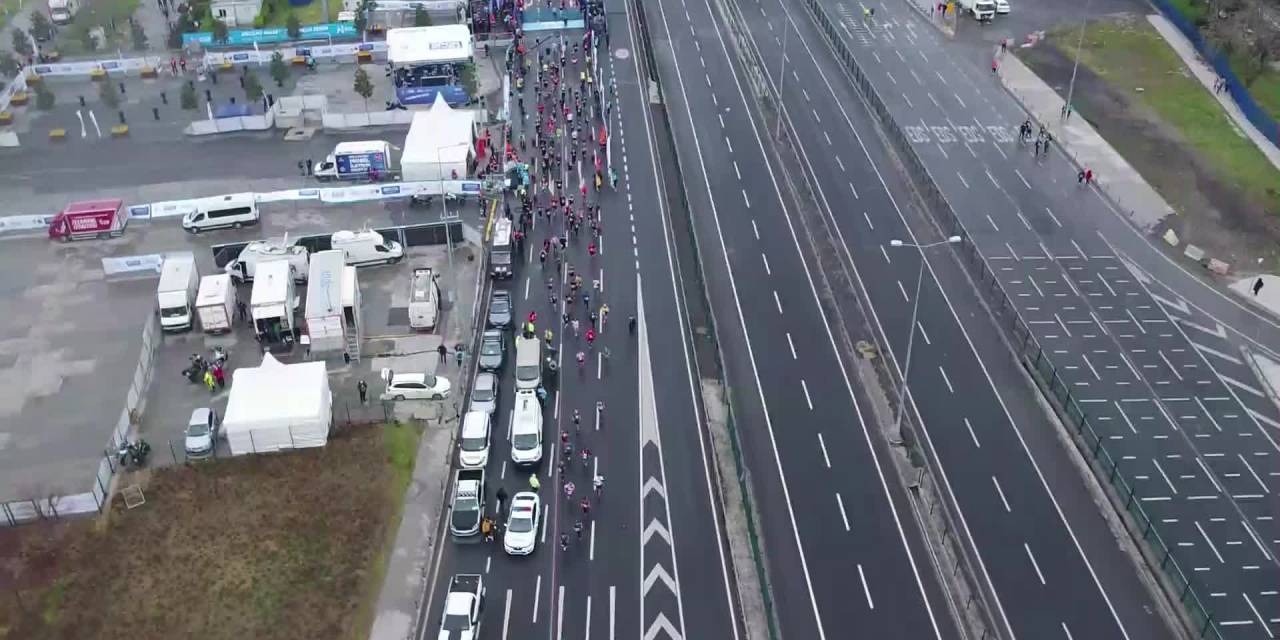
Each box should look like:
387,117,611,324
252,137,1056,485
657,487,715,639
1149,0,1280,149
798,0,1223,635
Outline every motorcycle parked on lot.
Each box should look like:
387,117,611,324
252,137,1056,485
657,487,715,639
117,439,151,469
182,354,209,383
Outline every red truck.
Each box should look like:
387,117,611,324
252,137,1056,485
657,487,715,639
47,198,128,241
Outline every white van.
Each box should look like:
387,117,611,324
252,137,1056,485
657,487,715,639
458,411,491,469
182,193,260,233
225,240,310,284
331,229,404,266
408,268,440,331
509,390,543,467
514,336,541,391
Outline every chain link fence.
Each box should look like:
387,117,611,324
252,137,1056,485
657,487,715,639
797,0,1223,635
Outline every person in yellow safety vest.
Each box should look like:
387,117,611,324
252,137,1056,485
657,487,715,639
529,474,541,491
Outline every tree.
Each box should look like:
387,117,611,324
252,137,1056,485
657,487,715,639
36,84,55,110
244,69,264,104
355,0,376,33
167,26,184,49
269,51,289,87
211,18,229,44
0,53,19,79
99,77,119,107
286,12,302,39
11,28,32,57
29,11,53,41
353,66,374,115
413,4,431,26
180,82,198,109
79,27,97,52
130,20,148,51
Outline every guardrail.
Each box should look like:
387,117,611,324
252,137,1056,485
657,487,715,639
797,0,1222,636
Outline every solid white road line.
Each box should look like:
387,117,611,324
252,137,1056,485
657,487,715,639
585,595,593,640
502,589,513,640
610,586,616,640
590,520,597,561
857,563,875,609
556,586,565,640
1024,543,1047,585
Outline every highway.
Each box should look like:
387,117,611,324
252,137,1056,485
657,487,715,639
796,0,1280,634
416,18,742,640
639,0,966,636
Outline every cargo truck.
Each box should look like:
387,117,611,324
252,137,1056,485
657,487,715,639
438,574,485,640
157,255,200,332
196,273,237,334
449,468,486,538
489,217,513,279
47,198,127,242
312,140,396,181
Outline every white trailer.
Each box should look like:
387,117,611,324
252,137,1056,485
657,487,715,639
157,255,199,332
305,250,349,355
250,259,298,343
196,273,237,334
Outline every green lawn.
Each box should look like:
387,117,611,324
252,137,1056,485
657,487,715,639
1,0,26,31
260,0,340,27
54,0,140,55
1067,19,1280,214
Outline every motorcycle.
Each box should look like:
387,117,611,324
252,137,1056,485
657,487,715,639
182,354,208,383
210,346,229,367
117,438,152,469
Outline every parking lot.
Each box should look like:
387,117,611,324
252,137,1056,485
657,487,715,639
0,188,485,513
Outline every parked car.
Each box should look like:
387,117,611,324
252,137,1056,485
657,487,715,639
488,289,513,328
458,411,491,469
381,369,452,401
503,492,542,556
470,371,499,416
478,329,506,371
995,0,1010,13
184,407,219,460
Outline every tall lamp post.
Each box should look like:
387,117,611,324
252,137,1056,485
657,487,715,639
888,236,961,437
437,141,473,297
1064,0,1093,117
775,20,789,139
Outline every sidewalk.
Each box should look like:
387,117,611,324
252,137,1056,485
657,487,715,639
998,51,1174,233
1145,13,1280,173
1228,274,1280,320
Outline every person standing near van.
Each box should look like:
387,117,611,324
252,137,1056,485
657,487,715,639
357,379,368,404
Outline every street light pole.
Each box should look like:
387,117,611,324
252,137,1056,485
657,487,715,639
889,236,961,438
775,21,788,139
1064,0,1092,117
438,141,470,298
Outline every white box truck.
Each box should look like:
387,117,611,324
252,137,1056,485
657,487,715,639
408,268,440,331
957,0,996,20
250,259,298,343
157,255,199,332
312,140,395,181
226,240,310,284
48,0,78,25
331,229,404,266
196,273,237,334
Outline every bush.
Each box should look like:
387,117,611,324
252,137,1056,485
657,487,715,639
286,12,301,39
29,11,53,41
79,28,97,52
211,18,229,43
11,28,33,57
130,21,148,51
0,53,19,78
269,51,289,87
413,5,430,26
244,70,263,103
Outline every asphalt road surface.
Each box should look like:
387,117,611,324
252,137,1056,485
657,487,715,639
807,0,1279,634
639,0,967,636
416,21,741,640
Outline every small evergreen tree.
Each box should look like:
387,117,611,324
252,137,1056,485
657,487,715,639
286,13,302,39
413,4,431,26
79,27,97,52
353,66,374,113
180,82,198,110
29,11,53,41
99,77,120,107
36,84,55,110
11,28,33,57
211,18,229,44
269,51,289,87
0,53,19,78
130,20,148,51
244,70,264,104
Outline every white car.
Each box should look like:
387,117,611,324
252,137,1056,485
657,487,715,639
380,369,452,401
458,411,491,469
995,0,1010,13
509,390,543,467
470,371,499,416
503,492,542,556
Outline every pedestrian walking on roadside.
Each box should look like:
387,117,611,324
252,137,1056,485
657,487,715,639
574,520,584,539
357,379,368,404
1253,277,1265,296
203,369,216,392
1034,138,1042,156
572,318,580,336
438,343,448,363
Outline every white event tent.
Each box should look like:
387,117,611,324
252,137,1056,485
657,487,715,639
222,353,332,455
401,93,477,182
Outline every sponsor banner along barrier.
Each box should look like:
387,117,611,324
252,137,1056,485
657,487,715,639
31,55,168,78
183,22,358,47
203,41,387,68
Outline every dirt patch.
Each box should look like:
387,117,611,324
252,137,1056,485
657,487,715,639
1020,16,1280,272
0,422,420,640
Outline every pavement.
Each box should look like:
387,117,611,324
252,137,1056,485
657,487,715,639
799,0,1280,634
